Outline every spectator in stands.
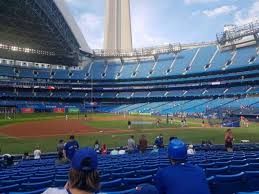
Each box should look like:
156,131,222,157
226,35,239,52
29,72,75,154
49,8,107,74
55,152,69,165
151,145,159,153
43,147,100,194
101,144,108,155
57,139,64,157
33,146,41,160
110,148,119,155
128,120,132,129
139,135,148,153
187,144,196,155
127,135,136,153
155,139,210,194
3,154,14,167
22,152,30,160
225,128,234,152
155,134,164,148
94,140,100,153
118,147,126,155
64,135,79,161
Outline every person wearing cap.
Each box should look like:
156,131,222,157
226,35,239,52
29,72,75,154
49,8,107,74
155,139,210,194
43,147,100,194
64,135,80,161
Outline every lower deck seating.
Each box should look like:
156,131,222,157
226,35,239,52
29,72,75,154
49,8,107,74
1,147,259,194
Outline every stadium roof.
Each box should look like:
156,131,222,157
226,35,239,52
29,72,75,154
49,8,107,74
0,0,92,66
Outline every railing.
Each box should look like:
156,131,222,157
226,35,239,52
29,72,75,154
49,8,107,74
93,41,216,58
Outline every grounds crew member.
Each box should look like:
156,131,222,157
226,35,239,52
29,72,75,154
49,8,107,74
155,139,211,194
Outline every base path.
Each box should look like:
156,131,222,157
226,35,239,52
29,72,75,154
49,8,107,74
0,119,129,138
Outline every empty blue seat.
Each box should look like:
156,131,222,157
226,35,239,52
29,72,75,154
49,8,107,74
0,184,20,193
229,164,249,173
136,168,158,176
206,166,229,177
21,180,52,191
209,172,245,194
9,187,47,194
112,171,135,179
1,178,27,186
29,175,54,183
54,179,67,187
123,175,153,186
244,171,259,191
101,178,122,190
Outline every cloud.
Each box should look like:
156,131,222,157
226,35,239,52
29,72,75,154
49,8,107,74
184,0,219,5
75,13,104,49
202,5,237,17
234,1,259,25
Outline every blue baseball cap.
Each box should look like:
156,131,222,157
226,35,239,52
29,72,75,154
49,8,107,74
168,139,187,160
72,147,98,171
133,184,158,194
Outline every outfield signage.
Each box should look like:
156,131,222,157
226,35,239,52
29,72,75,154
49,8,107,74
53,108,65,113
21,108,34,113
68,108,80,113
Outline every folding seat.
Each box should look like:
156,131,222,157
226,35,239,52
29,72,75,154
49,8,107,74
101,188,136,194
0,184,20,193
1,177,27,186
208,172,245,194
9,187,47,194
29,175,55,183
123,175,153,186
246,158,259,163
237,192,259,194
100,173,111,181
12,174,31,179
0,175,10,181
103,168,123,174
112,171,136,179
21,180,52,191
243,171,259,191
198,162,215,169
229,164,249,174
55,174,68,180
142,164,159,170
136,168,158,176
231,159,247,165
214,161,231,167
247,163,259,171
206,166,229,177
124,165,142,171
101,178,123,191
54,179,67,187
35,172,55,177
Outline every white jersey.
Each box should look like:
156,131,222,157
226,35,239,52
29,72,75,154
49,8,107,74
34,149,41,159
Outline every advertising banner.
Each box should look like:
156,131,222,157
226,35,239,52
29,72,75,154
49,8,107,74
21,108,34,113
53,108,65,113
68,108,80,113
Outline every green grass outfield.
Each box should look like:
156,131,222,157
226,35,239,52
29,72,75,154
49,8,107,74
0,113,258,154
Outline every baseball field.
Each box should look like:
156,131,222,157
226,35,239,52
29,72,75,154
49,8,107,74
0,113,258,154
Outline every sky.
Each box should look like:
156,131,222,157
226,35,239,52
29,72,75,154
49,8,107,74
65,0,259,49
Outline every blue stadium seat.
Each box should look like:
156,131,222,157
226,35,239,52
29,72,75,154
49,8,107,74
244,171,259,191
21,180,52,191
209,172,245,194
9,188,47,194
123,175,153,186
112,171,136,179
101,178,123,190
0,184,20,193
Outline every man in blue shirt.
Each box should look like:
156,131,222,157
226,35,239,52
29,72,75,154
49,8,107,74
64,135,79,161
155,139,211,194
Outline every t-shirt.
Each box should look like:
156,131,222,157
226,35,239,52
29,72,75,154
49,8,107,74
57,143,64,153
187,149,195,155
127,138,135,151
118,150,126,155
155,163,210,194
34,149,41,159
110,150,119,155
64,140,79,160
43,188,68,194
